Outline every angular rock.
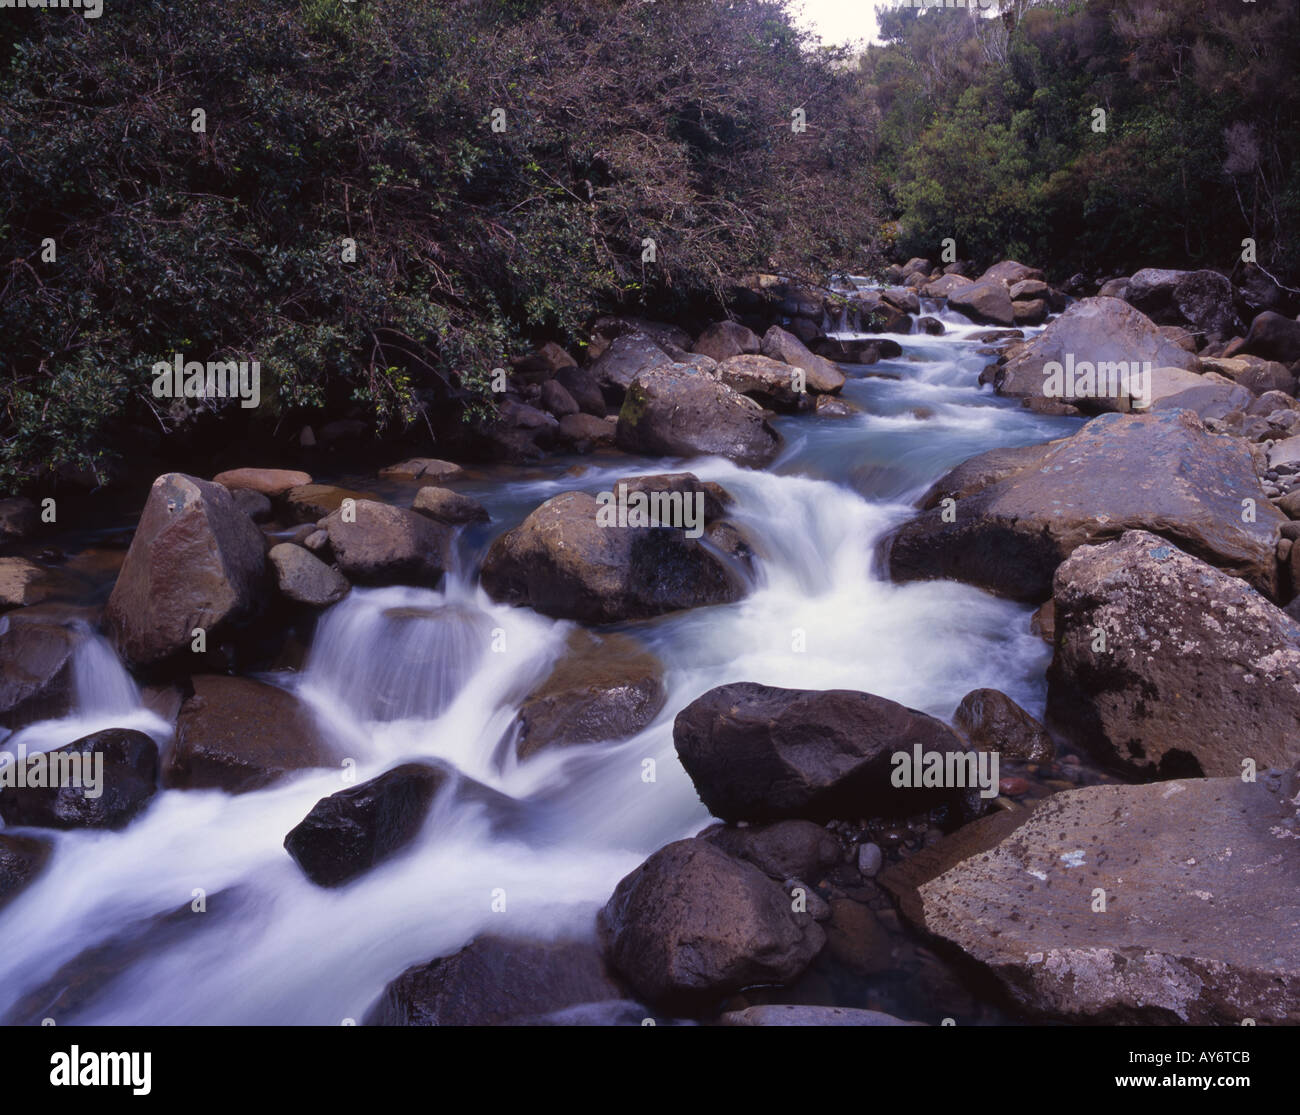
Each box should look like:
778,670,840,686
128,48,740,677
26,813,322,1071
539,379,579,419
887,410,1284,602
514,630,665,761
952,689,1053,762
319,500,450,587
674,682,975,823
480,490,748,624
105,474,268,668
365,935,625,1025
616,366,782,468
597,837,825,1012
1046,531,1300,777
284,762,445,886
268,543,350,608
760,326,845,393
994,298,1199,411
167,675,333,793
881,774,1300,1023
0,728,158,830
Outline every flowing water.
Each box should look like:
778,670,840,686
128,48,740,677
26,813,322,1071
0,306,1082,1025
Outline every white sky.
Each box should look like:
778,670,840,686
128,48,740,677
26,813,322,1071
785,0,885,46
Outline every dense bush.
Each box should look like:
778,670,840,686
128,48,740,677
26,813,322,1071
862,0,1300,282
0,0,879,489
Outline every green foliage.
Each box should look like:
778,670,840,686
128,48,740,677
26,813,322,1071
0,0,878,488
861,0,1300,280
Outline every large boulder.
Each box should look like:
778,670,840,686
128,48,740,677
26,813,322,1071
714,354,813,413
267,543,350,608
1240,310,1300,364
105,473,268,668
0,728,158,830
597,837,825,1012
1046,531,1300,777
993,298,1199,411
365,935,626,1025
284,762,445,887
589,331,675,408
887,410,1285,602
166,675,333,793
0,833,51,913
881,773,1300,1023
947,279,1016,326
514,630,666,761
480,488,749,624
978,260,1045,286
615,367,783,468
318,500,451,588
759,326,845,393
693,320,761,363
0,617,78,730
1124,268,1241,340
673,682,977,823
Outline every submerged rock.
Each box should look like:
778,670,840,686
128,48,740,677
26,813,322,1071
284,763,446,887
365,935,626,1025
514,630,665,761
166,675,333,793
0,833,52,913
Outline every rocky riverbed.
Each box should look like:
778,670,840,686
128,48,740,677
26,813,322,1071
1,258,1298,1026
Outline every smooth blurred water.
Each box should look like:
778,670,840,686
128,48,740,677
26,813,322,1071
0,311,1081,1025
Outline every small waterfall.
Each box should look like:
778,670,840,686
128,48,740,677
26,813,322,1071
72,628,140,719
